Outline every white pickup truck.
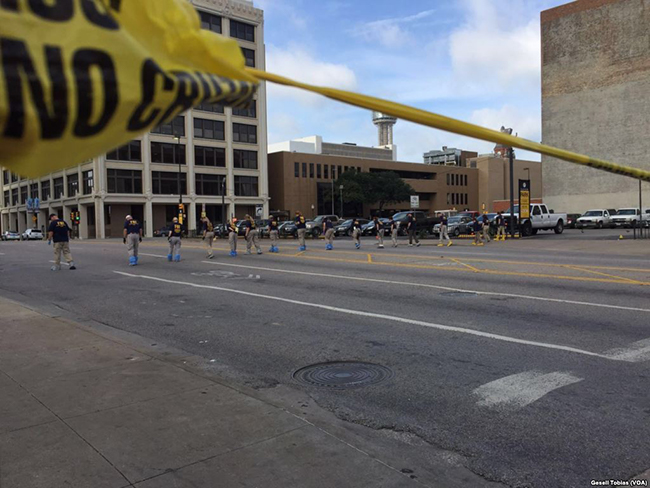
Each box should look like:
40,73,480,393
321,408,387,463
503,203,567,237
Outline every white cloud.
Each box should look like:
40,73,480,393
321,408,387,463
354,9,438,48
449,0,541,92
265,45,357,107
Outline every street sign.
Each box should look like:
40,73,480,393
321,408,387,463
519,180,530,219
255,204,263,217
410,195,419,209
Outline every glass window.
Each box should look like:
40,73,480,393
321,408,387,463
20,186,27,204
324,165,328,179
67,173,79,197
194,146,225,167
151,142,186,165
309,163,314,178
302,163,307,178
194,118,225,140
195,173,225,196
337,166,342,177
83,170,94,195
233,149,257,169
234,176,258,196
241,47,255,68
230,19,255,42
11,172,17,182
3,190,9,207
232,123,257,144
194,101,224,113
29,183,39,199
106,140,141,161
2,170,8,185
11,188,17,205
53,178,64,199
331,165,336,179
41,180,50,202
151,171,186,195
464,174,468,186
232,100,256,118
317,164,322,179
294,162,299,178
107,169,143,194
151,116,185,136
199,11,221,33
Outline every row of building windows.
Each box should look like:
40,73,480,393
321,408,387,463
106,170,257,196
106,141,258,169
2,170,258,206
2,171,94,205
447,173,468,186
199,12,256,43
148,116,257,143
447,193,468,206
293,163,363,179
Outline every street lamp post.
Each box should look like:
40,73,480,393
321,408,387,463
339,185,344,218
221,178,226,229
331,179,335,215
509,147,516,238
174,136,183,224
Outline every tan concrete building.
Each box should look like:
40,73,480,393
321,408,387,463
268,139,478,218
541,0,650,213
1,0,268,238
469,156,543,212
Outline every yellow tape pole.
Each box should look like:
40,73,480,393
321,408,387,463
246,68,650,183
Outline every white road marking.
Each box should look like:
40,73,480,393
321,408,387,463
0,252,5,255
474,371,583,409
201,261,650,314
604,338,650,362
49,260,70,267
140,253,167,258
114,271,636,362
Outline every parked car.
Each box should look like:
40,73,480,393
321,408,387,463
566,213,581,229
2,230,20,241
256,219,270,238
503,203,566,236
22,228,44,240
611,208,648,228
279,220,298,238
334,218,370,237
391,211,437,236
433,215,474,237
305,215,340,237
153,226,172,237
576,209,613,229
361,218,391,236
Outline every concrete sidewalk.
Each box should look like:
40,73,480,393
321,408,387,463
0,297,494,488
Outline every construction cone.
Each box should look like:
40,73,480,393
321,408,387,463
619,235,624,240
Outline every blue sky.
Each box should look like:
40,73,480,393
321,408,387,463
256,0,567,162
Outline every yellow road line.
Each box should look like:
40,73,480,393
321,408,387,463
367,254,373,264
563,265,647,286
451,258,480,273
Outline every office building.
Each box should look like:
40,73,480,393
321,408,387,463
1,0,268,238
423,147,478,167
268,137,478,218
541,0,650,212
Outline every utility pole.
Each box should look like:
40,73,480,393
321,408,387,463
221,178,226,228
175,136,183,225
331,179,334,215
339,185,344,218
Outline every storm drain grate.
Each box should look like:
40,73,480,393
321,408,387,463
293,361,394,389
440,291,478,297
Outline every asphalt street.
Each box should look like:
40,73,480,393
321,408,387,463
1,229,649,488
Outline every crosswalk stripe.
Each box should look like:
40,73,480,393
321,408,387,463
603,338,650,362
474,371,583,410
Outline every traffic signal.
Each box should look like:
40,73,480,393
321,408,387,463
70,212,75,222
75,211,81,223
178,204,184,225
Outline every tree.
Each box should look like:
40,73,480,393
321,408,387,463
372,171,414,213
330,169,415,216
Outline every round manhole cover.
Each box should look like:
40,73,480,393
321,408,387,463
293,361,394,389
440,291,478,297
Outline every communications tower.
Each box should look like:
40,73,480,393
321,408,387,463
372,112,397,146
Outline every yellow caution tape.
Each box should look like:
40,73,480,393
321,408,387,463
0,0,256,177
247,68,650,183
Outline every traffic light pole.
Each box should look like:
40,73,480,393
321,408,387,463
221,179,226,229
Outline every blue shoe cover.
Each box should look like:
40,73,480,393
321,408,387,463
129,256,136,266
167,254,173,262
174,254,181,262
134,256,138,265
230,251,237,257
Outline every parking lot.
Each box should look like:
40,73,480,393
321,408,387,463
1,228,649,487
